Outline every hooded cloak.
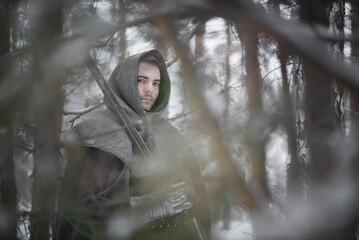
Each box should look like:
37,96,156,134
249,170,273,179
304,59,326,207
68,49,199,211
57,50,211,240
73,49,172,172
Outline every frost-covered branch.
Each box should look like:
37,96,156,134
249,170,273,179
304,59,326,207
64,101,104,127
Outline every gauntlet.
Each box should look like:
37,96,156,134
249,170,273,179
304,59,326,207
130,181,193,222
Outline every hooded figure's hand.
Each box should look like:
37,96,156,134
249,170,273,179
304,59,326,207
130,181,194,222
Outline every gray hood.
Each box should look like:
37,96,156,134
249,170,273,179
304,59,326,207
73,49,173,172
106,49,171,114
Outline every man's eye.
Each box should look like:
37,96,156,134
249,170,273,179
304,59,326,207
154,82,160,87
137,79,144,83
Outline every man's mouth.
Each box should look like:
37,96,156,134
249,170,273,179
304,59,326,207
140,97,153,102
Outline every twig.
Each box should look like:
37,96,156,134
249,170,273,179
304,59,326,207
64,101,104,127
63,101,104,116
166,57,178,68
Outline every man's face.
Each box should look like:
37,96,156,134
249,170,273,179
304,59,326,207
137,61,161,111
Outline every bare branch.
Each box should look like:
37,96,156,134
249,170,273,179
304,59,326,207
63,101,104,116
65,101,104,127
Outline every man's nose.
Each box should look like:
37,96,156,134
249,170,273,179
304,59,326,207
144,82,153,94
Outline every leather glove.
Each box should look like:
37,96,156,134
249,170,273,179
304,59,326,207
130,181,193,222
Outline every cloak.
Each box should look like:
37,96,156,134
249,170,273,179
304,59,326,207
74,49,171,171
56,50,211,240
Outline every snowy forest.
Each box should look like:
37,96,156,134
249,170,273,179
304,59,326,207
1,0,359,239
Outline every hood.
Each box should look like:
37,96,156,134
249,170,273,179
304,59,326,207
73,49,173,172
106,49,171,115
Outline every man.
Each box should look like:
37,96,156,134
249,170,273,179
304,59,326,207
55,50,211,240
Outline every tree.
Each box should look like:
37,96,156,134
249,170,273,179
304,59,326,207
0,0,18,239
2,0,359,239
30,1,65,239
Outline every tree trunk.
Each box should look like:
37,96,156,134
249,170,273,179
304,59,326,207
223,22,232,125
299,0,335,187
278,50,302,201
195,22,206,58
0,0,18,239
147,1,169,61
350,0,359,167
118,0,127,61
333,0,346,131
238,26,269,197
30,0,65,239
300,0,357,239
347,1,359,238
